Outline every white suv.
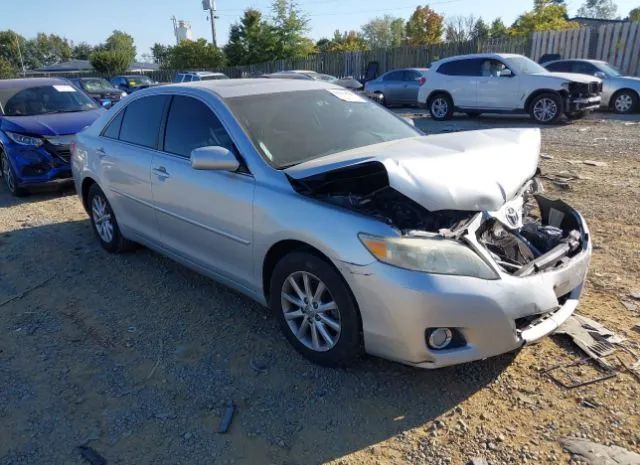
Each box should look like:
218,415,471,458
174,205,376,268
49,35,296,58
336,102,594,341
418,53,602,124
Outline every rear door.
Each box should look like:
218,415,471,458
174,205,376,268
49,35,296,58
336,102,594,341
399,70,423,104
97,95,169,240
150,95,255,288
436,59,481,108
381,71,405,104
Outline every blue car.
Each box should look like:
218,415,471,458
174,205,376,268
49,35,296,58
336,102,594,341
0,78,103,196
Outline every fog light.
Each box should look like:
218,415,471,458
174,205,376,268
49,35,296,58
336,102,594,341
427,328,453,350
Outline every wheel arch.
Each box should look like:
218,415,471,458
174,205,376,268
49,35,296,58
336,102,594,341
524,89,566,112
426,89,453,106
609,87,640,110
80,176,98,213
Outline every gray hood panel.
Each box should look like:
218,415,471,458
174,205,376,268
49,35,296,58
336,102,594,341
286,128,541,211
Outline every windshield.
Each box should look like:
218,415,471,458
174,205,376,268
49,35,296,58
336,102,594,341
126,76,153,86
0,84,98,116
201,74,229,81
311,73,338,82
81,78,115,92
596,62,621,77
226,89,420,168
504,56,549,75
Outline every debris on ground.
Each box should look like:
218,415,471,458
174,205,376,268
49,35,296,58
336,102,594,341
583,160,608,167
540,172,579,189
540,153,553,159
633,324,640,334
468,458,489,465
0,276,54,307
621,299,639,312
559,437,640,465
77,445,107,465
217,401,235,434
630,291,640,300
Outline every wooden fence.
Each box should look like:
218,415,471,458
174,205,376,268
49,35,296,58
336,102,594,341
530,21,640,76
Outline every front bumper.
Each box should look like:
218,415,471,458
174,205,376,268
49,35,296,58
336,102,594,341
5,142,72,188
567,96,601,112
340,205,591,369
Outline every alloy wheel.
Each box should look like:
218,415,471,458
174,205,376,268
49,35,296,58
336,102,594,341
91,194,114,243
614,93,634,113
1,153,15,192
281,271,341,352
533,97,558,123
431,98,448,119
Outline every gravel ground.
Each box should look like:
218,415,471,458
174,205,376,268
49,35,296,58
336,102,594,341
0,112,639,465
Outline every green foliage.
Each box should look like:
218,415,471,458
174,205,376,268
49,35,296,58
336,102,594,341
489,18,509,39
151,43,171,66
405,5,444,45
361,15,405,49
510,0,578,35
472,18,490,41
577,0,619,19
0,56,16,79
630,7,640,21
164,39,225,70
270,0,313,59
0,30,28,70
30,33,72,66
90,50,131,75
72,42,94,60
328,30,368,52
224,9,276,66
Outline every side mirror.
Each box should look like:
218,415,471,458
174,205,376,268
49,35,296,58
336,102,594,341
594,71,607,80
499,69,513,78
191,146,240,172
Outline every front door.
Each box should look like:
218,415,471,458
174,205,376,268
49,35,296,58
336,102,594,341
150,95,255,288
476,59,521,110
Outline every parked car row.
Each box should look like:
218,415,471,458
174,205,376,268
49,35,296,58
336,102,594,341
365,53,638,123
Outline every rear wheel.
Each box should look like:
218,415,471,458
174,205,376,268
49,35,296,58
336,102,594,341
1,151,26,197
428,93,454,121
87,184,135,253
529,93,563,124
269,252,362,367
611,90,638,114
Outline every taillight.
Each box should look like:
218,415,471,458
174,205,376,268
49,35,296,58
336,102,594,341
418,76,427,86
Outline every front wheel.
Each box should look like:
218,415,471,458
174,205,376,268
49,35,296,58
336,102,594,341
1,151,27,197
611,90,638,114
529,93,563,124
428,93,454,121
87,184,135,253
269,252,362,367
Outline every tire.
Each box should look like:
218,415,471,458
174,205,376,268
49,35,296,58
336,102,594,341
0,150,27,197
87,184,135,253
611,89,639,114
374,92,387,107
529,92,563,124
428,93,454,121
269,251,362,367
466,112,482,118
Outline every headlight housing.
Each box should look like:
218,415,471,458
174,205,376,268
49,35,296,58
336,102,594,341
359,233,498,280
6,131,43,147
121,91,127,97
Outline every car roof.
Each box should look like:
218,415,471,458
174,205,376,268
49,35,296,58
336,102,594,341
179,71,226,76
0,77,71,89
383,67,429,73
434,53,524,65
159,78,340,99
544,58,606,65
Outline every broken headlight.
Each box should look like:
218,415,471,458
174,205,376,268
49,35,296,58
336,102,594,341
359,234,498,280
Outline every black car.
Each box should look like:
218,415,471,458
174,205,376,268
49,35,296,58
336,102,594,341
69,78,125,108
110,75,158,94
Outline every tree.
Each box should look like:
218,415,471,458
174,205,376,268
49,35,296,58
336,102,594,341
315,38,332,53
472,18,490,41
0,56,15,78
510,0,578,36
361,15,405,49
577,0,619,18
630,6,640,21
90,50,131,75
102,30,136,64
72,42,94,60
224,9,276,66
29,33,72,66
270,0,314,59
445,15,477,42
165,39,225,70
328,30,368,52
489,18,509,39
405,5,444,45
151,43,171,65
0,30,28,70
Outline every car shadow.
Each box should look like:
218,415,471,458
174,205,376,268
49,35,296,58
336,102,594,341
0,181,75,210
0,213,517,464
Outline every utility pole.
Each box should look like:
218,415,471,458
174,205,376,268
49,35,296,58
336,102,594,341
202,0,218,48
13,32,26,77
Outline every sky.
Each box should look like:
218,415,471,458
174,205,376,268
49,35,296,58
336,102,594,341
2,0,639,60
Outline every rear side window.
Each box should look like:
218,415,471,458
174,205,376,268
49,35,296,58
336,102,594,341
437,59,483,76
163,96,234,158
383,71,403,81
403,70,422,81
546,62,571,72
119,95,168,149
102,110,124,139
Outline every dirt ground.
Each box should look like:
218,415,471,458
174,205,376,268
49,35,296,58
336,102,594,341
0,112,639,465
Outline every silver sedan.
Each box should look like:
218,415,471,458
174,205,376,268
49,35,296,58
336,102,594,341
544,59,640,113
72,79,591,369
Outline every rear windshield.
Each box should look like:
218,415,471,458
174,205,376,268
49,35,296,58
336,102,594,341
126,76,153,86
226,89,420,168
0,84,98,116
201,74,229,81
81,79,114,92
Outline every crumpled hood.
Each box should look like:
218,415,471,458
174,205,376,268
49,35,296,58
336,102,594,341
285,128,541,212
0,109,104,136
535,72,601,84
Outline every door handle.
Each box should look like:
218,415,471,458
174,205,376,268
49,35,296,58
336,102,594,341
96,147,106,157
152,166,170,179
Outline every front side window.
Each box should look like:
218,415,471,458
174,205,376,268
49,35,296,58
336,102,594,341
438,59,483,76
226,89,420,168
504,56,548,75
574,61,599,75
118,95,168,149
480,59,507,77
0,84,98,116
163,96,234,157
